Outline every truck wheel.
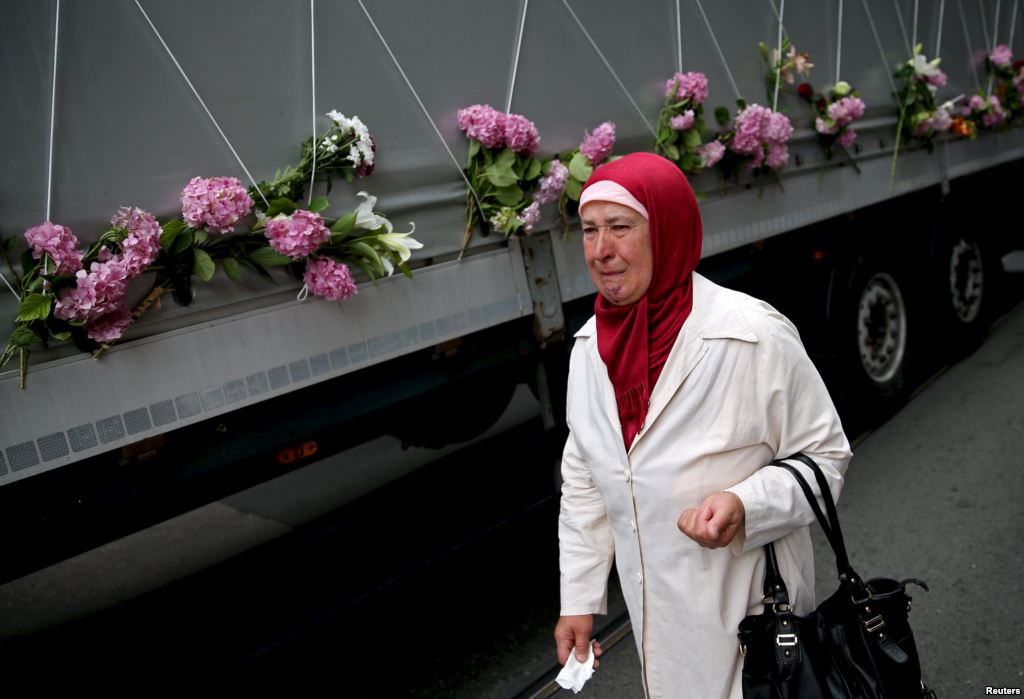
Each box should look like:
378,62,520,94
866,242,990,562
940,234,998,354
850,269,911,398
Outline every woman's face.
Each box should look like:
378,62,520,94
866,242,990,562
581,200,653,306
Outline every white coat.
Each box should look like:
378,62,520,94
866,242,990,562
558,273,853,698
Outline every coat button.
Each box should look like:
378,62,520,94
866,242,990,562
634,572,643,584
630,520,637,532
622,470,631,482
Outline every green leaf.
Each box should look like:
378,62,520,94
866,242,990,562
494,184,524,206
483,165,518,187
523,157,542,181
308,196,330,213
331,211,357,234
564,178,583,201
173,230,194,254
249,246,294,267
759,41,769,61
494,148,516,170
50,330,71,341
398,261,412,278
266,198,299,217
714,106,731,126
193,229,209,245
17,293,51,322
467,138,481,163
683,129,703,149
160,220,187,250
193,248,215,282
658,124,673,142
680,153,696,172
220,257,242,282
736,98,747,110
568,151,593,182
351,241,385,277
9,324,40,348
665,143,681,161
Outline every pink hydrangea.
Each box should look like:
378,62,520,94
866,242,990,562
731,104,771,155
765,143,789,170
265,209,330,259
457,104,507,149
670,110,696,131
665,71,709,104
535,159,569,205
110,206,161,279
24,221,83,275
519,201,541,232
504,113,541,154
836,129,857,147
827,97,866,126
85,305,134,343
764,111,793,144
696,140,725,167
304,257,358,301
580,121,615,165
990,44,1013,67
180,176,253,234
53,260,128,323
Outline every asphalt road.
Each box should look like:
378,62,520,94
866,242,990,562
563,287,1024,699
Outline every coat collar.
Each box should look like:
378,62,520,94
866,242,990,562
574,273,759,456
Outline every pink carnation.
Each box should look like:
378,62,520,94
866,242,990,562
969,94,986,111
982,95,1007,127
827,97,866,126
990,44,1013,67
815,116,838,135
110,206,161,279
24,221,83,275
85,305,134,343
696,140,725,167
180,176,253,234
457,104,507,149
520,201,541,232
504,113,541,155
535,159,569,205
54,260,128,324
930,108,952,132
670,110,696,131
926,70,948,87
579,121,615,165
303,257,358,301
665,71,709,104
836,128,857,147
265,209,330,259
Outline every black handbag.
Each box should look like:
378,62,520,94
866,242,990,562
737,453,936,698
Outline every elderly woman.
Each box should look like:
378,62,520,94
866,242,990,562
554,153,852,698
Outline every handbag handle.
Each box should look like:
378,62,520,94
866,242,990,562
770,453,860,584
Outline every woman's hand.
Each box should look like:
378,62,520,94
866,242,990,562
554,614,603,668
677,492,745,548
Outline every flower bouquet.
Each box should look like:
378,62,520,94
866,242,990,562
985,45,1023,124
709,101,793,185
457,104,543,251
892,45,952,171
655,72,712,173
531,121,617,234
798,80,866,168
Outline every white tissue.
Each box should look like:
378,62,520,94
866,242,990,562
555,640,596,693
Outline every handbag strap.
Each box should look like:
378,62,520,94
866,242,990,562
760,541,791,606
771,453,859,583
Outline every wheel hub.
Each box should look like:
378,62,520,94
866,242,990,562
949,239,984,324
857,272,907,384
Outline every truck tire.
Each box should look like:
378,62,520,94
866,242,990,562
846,266,913,399
938,234,999,354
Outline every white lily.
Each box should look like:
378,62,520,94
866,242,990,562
354,191,392,233
375,229,423,265
910,53,942,78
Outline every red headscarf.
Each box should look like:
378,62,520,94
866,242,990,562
582,153,703,449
